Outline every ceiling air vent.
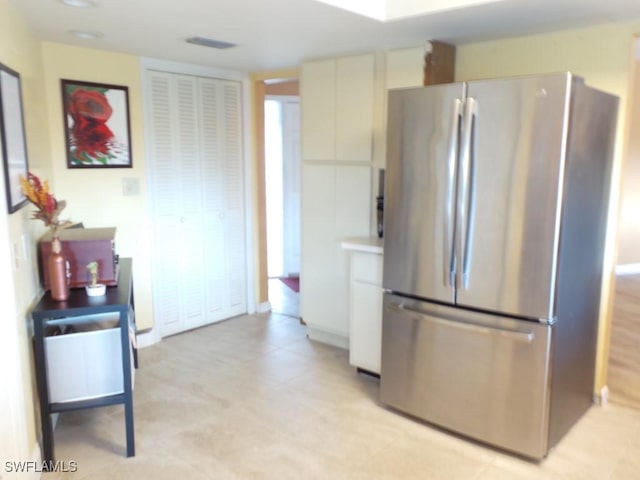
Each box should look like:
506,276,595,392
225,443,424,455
186,36,236,49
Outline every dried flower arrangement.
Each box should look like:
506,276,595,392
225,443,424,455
20,172,73,237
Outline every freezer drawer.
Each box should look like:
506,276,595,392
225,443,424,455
380,293,552,459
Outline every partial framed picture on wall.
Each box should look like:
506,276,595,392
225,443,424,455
61,79,132,168
0,62,29,213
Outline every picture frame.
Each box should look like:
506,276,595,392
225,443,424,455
61,79,132,168
0,62,29,213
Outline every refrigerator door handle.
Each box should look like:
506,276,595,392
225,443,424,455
457,97,477,289
387,302,535,343
444,98,462,287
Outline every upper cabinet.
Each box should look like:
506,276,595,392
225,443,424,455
301,59,335,160
301,54,375,162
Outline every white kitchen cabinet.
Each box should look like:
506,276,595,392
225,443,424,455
300,48,421,348
343,238,384,374
300,59,335,161
301,165,371,346
335,55,375,162
301,54,374,162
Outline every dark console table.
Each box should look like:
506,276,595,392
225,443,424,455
31,257,136,464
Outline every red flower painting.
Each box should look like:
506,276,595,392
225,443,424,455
62,79,132,168
67,88,113,128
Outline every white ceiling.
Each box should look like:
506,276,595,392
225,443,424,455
8,0,640,73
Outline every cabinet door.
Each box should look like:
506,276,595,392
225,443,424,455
301,59,335,161
301,165,371,340
301,54,375,163
349,251,383,373
335,54,374,162
301,164,336,330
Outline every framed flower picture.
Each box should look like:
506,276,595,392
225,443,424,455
0,62,29,213
61,79,132,168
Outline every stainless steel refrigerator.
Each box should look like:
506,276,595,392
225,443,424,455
380,73,618,459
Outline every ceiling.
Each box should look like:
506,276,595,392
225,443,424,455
8,0,640,73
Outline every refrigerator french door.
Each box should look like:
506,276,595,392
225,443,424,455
383,75,572,320
380,73,618,459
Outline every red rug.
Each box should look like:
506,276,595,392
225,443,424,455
279,276,299,292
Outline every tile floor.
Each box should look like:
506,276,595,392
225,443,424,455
45,312,640,479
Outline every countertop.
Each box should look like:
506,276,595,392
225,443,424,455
341,236,384,254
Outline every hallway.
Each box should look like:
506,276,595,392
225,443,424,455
268,276,300,319
608,273,640,410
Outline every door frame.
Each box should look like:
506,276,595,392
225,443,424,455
251,72,300,312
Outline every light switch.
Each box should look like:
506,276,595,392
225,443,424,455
122,177,140,196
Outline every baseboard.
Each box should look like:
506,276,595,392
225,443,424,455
136,328,161,348
615,264,640,275
256,301,271,313
306,325,349,349
594,385,609,406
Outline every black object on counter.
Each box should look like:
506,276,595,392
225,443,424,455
377,168,385,238
377,196,384,238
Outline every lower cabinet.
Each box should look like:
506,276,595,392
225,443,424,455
344,241,383,374
301,166,371,346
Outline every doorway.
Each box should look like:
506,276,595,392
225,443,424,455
607,36,640,409
264,92,301,318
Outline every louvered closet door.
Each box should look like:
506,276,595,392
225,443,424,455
198,78,246,320
148,71,246,337
148,71,184,335
175,74,206,331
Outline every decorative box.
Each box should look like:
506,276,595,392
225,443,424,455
39,227,118,289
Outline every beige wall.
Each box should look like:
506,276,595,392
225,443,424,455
1,26,155,459
455,21,640,394
40,43,154,331
617,44,640,265
0,0,51,462
265,79,299,96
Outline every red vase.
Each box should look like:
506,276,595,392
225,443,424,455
49,236,70,301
